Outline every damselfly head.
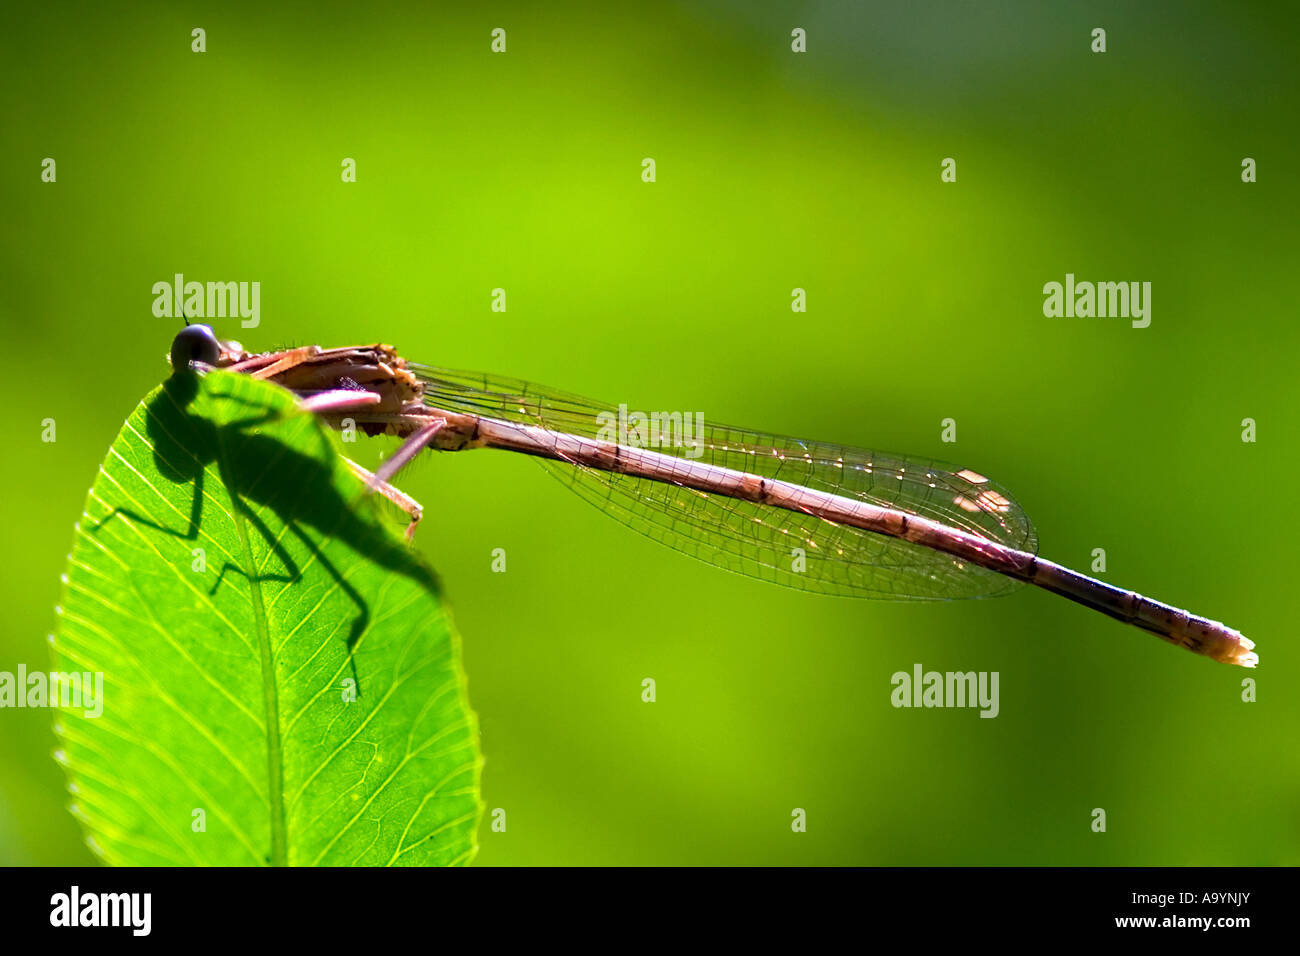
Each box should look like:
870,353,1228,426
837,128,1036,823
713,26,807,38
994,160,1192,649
170,324,221,373
169,324,248,374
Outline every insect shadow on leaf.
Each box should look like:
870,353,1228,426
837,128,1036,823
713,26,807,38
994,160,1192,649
91,371,443,696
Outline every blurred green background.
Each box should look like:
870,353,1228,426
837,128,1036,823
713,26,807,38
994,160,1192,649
1,1,1295,865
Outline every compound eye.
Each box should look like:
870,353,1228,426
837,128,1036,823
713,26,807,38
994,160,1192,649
170,324,221,372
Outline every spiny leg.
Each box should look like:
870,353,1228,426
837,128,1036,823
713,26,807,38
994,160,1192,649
298,390,381,415
341,456,424,542
226,346,322,379
373,419,445,488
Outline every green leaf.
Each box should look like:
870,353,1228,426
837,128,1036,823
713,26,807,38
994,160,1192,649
50,370,482,866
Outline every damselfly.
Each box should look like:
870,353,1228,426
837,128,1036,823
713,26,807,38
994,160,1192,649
168,324,1257,668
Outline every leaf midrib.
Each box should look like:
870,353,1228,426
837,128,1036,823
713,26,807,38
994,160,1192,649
216,430,288,867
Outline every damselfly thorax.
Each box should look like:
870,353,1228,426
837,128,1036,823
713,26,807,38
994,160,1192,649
167,323,1258,668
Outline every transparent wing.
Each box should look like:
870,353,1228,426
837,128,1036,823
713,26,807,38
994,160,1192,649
412,365,1038,601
